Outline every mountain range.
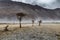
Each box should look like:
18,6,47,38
0,1,60,23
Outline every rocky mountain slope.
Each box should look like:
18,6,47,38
0,1,60,23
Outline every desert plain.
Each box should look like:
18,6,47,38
0,23,60,40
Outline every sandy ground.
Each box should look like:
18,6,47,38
0,24,60,40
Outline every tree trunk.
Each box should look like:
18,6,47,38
19,17,22,28
32,20,34,26
39,20,42,26
39,22,40,26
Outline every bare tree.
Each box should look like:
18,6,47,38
39,20,42,26
16,13,26,28
4,25,9,31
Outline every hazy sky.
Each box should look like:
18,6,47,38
11,0,60,9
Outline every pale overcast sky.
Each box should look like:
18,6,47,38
11,0,60,9
0,0,60,9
